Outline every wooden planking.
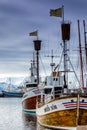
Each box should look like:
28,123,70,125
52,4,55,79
37,108,87,127
79,109,87,125
38,109,77,127
22,95,41,109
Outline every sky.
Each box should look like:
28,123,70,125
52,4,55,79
0,0,87,83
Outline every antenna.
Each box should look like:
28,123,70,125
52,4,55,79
45,49,59,73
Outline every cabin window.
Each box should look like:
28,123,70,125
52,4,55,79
44,88,52,94
26,84,37,88
34,79,37,82
53,78,58,81
54,87,62,98
53,78,55,81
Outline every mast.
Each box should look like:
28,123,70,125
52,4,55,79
33,40,42,86
61,21,70,91
30,53,37,83
29,31,41,85
78,20,84,90
83,20,87,65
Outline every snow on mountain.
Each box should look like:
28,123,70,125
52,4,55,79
0,76,29,91
0,82,18,91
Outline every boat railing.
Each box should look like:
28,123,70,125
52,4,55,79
36,94,45,107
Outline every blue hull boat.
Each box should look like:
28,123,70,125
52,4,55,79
2,90,24,97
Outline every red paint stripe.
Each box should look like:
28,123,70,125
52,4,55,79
80,103,87,105
64,104,76,106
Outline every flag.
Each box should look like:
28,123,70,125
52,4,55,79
29,31,38,36
50,7,62,17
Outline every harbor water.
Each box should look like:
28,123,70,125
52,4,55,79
0,98,52,130
0,98,36,130
0,98,86,130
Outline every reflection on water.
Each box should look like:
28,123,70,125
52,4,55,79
0,98,61,130
22,112,52,130
22,112,58,130
22,113,36,130
0,98,23,130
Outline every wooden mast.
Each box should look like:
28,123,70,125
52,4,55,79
33,40,41,86
78,20,84,90
83,20,87,65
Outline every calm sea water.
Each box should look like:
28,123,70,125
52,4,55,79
0,98,56,130
0,98,37,130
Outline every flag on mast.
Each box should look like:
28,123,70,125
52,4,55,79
29,31,38,36
50,7,62,17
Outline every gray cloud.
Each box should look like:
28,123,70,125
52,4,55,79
0,0,87,78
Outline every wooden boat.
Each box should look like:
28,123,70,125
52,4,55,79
22,67,41,115
22,40,42,115
36,7,87,130
22,87,41,115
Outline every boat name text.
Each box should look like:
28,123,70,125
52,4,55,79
44,104,57,112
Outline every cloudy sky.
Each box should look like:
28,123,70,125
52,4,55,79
0,0,87,81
